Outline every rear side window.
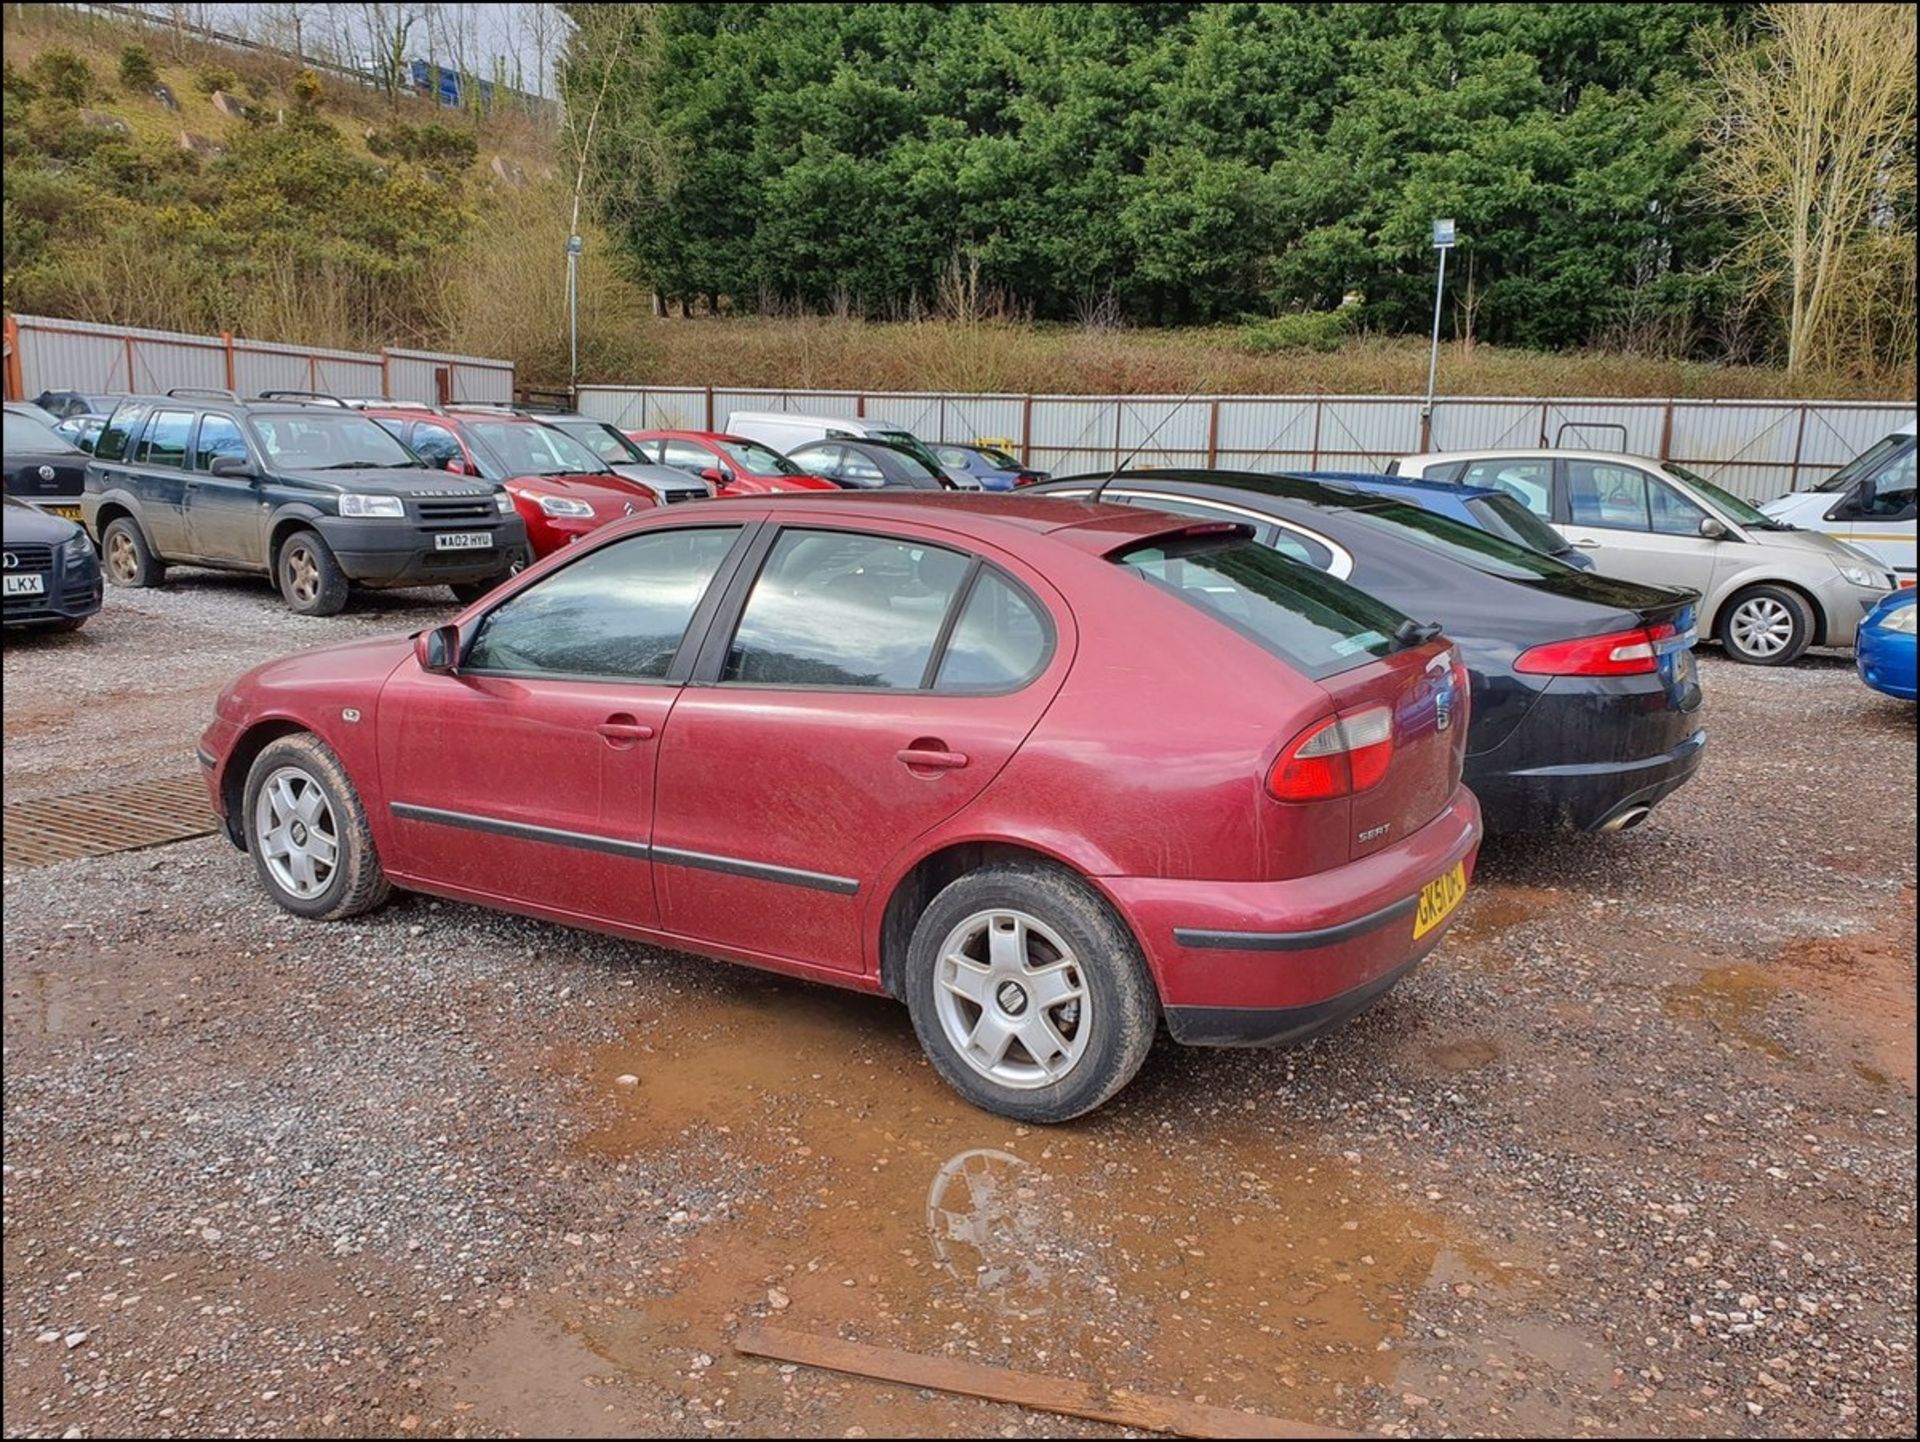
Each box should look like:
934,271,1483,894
1460,459,1551,516
94,403,148,463
723,530,971,688
1115,533,1405,679
137,410,195,468
465,526,738,680
661,439,717,474
936,571,1051,690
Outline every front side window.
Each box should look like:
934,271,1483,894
661,439,719,475
1863,445,1917,517
137,410,195,468
1817,432,1914,493
723,530,972,689
465,526,739,680
1460,459,1552,517
410,422,467,470
1114,533,1404,680
1567,461,1654,531
251,413,418,470
1646,478,1710,536
194,415,249,470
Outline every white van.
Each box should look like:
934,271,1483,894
1760,420,1916,582
724,411,978,488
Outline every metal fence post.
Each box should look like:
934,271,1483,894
1205,399,1220,466
221,331,236,392
2,314,22,401
705,384,715,431
124,335,138,392
1658,399,1675,460
1021,394,1033,461
1788,404,1810,493
1310,399,1323,467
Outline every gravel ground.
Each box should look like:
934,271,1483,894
4,576,1915,1439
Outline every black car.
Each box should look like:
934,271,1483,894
35,390,127,422
4,494,103,631
785,437,957,490
82,390,530,616
1033,471,1706,834
4,406,90,522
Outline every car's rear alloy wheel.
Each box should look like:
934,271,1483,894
1721,585,1813,665
905,862,1158,1123
933,908,1092,1089
101,517,163,588
243,734,392,920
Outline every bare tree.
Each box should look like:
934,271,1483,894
1702,3,1919,373
361,3,422,106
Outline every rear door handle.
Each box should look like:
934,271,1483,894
897,747,968,771
1572,538,1601,549
596,714,655,747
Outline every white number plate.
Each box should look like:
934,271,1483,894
433,531,492,551
4,573,48,596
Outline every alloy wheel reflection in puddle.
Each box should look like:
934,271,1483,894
925,1147,1083,1313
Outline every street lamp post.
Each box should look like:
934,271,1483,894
1422,218,1456,452
566,232,583,396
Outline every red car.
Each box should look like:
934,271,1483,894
626,428,840,496
198,495,1481,1121
361,406,660,558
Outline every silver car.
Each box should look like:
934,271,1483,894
1394,448,1896,664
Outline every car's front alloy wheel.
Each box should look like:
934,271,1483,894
242,734,392,920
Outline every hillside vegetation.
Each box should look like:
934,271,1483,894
0,4,653,377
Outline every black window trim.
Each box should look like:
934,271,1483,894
191,411,258,473
687,521,1059,698
453,518,760,688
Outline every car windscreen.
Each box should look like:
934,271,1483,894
560,421,646,464
467,420,608,476
1816,432,1914,493
1112,530,1405,680
717,437,804,475
1661,463,1792,529
249,413,421,470
1465,493,1572,554
4,412,81,455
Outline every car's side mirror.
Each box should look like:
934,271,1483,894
443,456,470,476
700,467,729,486
1698,516,1729,540
416,623,461,674
209,455,257,479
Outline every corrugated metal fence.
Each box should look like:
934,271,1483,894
3,314,513,407
576,385,1914,503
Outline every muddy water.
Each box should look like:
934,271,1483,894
1662,964,1793,1060
561,976,1504,1421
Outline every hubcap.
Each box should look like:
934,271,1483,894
253,766,339,899
934,908,1090,1090
285,547,319,605
107,530,136,583
1730,597,1794,657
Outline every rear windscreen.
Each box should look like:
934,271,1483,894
1466,493,1572,556
1114,532,1408,679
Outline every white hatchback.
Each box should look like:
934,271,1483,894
1392,447,1896,665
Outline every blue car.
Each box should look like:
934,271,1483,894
1856,589,1917,701
934,443,1049,493
1283,470,1595,570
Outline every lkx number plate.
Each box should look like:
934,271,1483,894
4,573,48,596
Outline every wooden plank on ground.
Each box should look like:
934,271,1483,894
734,1325,1357,1440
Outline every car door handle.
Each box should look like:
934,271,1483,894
596,714,655,746
1572,538,1601,548
897,746,968,771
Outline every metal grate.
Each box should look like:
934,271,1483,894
4,774,217,869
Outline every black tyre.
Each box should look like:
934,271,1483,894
241,733,392,921
101,516,164,588
447,578,497,605
277,529,350,617
1719,584,1814,665
904,861,1159,1123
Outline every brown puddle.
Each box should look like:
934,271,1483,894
558,975,1514,1423
1453,883,1567,938
1662,965,1793,1061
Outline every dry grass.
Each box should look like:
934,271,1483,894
616,317,1914,400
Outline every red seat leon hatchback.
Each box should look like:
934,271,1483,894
200,495,1482,1120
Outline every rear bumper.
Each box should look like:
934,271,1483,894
317,515,529,587
1102,788,1481,1044
1471,724,1706,833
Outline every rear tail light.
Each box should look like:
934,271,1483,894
1514,623,1674,677
1268,705,1395,801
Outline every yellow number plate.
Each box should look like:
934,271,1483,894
1412,862,1468,940
45,504,82,522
